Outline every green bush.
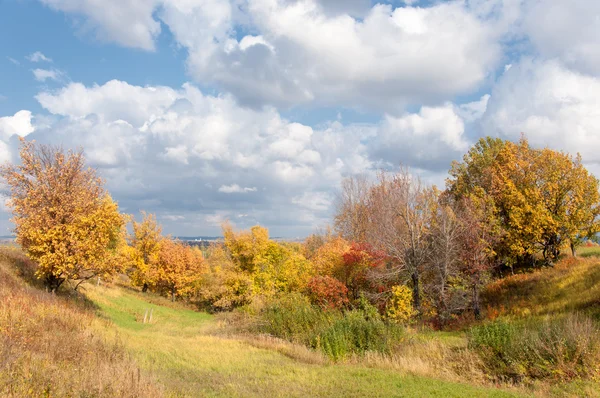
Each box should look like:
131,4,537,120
469,314,600,381
258,293,404,360
259,293,332,344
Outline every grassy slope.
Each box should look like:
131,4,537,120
0,248,163,397
483,255,600,321
481,254,600,397
85,284,520,398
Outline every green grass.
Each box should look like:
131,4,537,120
85,284,521,397
576,245,600,258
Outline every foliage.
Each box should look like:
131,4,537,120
258,293,403,361
311,236,349,276
127,212,163,291
198,244,253,312
223,224,314,296
306,275,349,310
153,239,205,301
447,136,600,268
0,139,125,292
259,293,332,343
469,315,600,381
386,285,416,324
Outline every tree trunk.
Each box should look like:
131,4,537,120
472,284,481,320
171,288,176,302
45,274,64,294
142,283,148,293
411,271,421,314
571,242,577,257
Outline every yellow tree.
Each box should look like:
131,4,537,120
223,224,314,296
0,139,124,292
447,136,600,268
127,212,163,292
532,149,600,258
154,238,205,301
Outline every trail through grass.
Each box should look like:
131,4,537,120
85,284,520,397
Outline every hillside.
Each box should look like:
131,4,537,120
483,253,600,320
0,248,519,398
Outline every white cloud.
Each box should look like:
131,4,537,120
40,0,161,51
481,59,600,164
7,57,20,65
27,51,53,63
218,184,258,193
372,103,470,170
40,0,501,109
32,68,63,82
522,0,600,76
177,0,500,108
26,80,375,235
0,110,35,139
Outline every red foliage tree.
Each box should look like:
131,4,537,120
306,276,349,310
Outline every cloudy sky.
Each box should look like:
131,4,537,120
0,0,599,237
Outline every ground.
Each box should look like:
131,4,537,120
85,283,519,397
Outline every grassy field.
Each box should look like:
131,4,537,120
4,245,600,397
84,283,520,397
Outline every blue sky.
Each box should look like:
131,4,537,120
0,0,599,237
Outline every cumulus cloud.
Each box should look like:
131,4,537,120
481,59,600,164
180,0,500,109
40,0,501,109
27,80,376,235
27,51,53,63
39,0,161,50
522,0,600,76
0,110,35,140
371,103,471,170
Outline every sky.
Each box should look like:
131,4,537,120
0,0,599,238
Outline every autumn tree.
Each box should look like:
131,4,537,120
127,212,163,292
365,170,437,313
447,136,600,268
334,174,371,242
0,139,124,292
456,198,498,319
426,201,464,324
153,238,205,301
223,224,314,296
532,149,600,258
197,244,253,311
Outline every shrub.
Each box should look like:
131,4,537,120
259,293,332,344
468,314,600,381
306,275,349,310
386,285,416,324
314,308,403,361
258,293,404,361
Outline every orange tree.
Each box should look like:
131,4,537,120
153,238,205,301
0,139,124,292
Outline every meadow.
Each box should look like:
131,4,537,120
0,247,524,397
3,246,600,397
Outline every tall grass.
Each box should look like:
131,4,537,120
0,247,162,397
468,314,600,382
257,293,404,360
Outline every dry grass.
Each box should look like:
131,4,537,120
483,256,600,320
0,247,163,397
